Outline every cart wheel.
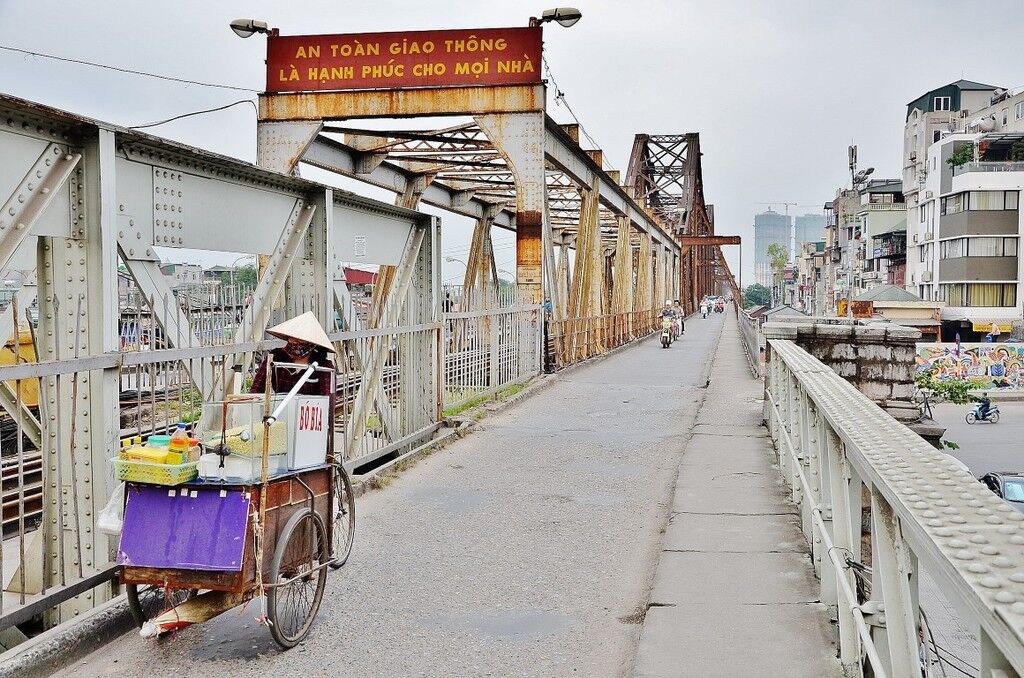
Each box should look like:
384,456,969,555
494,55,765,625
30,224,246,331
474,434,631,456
267,508,328,648
125,584,195,628
329,463,356,569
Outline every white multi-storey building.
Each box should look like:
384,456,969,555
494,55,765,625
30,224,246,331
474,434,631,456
907,132,1024,339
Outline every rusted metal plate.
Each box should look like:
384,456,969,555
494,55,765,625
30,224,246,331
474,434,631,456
258,85,544,121
266,27,541,92
677,235,741,246
516,215,543,301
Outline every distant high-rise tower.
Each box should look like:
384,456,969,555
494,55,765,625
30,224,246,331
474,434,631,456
753,210,792,287
794,213,826,252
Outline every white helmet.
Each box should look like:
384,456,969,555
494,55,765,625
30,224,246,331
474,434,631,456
665,299,672,305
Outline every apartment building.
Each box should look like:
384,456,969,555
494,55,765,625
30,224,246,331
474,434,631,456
907,131,1023,339
794,240,826,315
859,181,907,289
794,213,825,254
753,209,791,287
826,181,905,306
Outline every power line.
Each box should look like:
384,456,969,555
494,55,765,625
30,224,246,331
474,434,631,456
542,56,614,171
128,99,258,129
0,44,259,92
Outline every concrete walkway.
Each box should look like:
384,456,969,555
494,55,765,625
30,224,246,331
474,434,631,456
58,314,726,677
633,311,842,677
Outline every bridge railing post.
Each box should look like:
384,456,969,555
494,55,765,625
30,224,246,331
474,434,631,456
814,410,837,610
870,488,922,678
824,426,862,676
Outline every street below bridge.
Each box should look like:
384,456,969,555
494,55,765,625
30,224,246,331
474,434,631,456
62,315,728,677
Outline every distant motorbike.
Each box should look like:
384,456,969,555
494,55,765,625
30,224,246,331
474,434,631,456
967,403,1000,424
661,317,674,348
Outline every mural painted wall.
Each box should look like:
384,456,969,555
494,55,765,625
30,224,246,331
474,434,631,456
916,342,1024,389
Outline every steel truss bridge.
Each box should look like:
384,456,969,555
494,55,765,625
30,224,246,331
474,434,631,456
3,42,1019,678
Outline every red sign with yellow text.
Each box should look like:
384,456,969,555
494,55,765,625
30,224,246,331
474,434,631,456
266,27,542,93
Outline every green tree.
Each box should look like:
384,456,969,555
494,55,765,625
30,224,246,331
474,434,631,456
218,264,257,289
766,242,789,304
743,283,771,308
946,143,975,168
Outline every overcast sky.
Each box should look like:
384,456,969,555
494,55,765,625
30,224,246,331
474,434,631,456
1,0,1021,286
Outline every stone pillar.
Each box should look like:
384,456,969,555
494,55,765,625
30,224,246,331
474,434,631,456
763,318,944,446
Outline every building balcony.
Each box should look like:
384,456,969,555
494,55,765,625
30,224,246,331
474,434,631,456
953,161,1024,176
873,241,907,259
858,203,907,212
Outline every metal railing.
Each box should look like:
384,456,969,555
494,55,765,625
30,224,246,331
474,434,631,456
954,161,1024,175
859,203,907,212
735,306,762,377
442,304,542,412
551,310,659,369
766,337,1024,677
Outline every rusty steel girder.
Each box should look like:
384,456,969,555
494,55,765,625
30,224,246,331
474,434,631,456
626,133,727,313
258,84,545,121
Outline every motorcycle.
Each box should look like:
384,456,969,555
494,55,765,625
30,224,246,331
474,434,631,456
661,317,674,348
966,402,1000,424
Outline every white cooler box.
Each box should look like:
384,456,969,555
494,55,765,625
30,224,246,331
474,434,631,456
278,395,330,469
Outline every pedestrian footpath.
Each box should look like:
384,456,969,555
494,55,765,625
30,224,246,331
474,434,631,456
633,310,842,678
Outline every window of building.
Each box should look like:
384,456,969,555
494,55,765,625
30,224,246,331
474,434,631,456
941,193,966,215
933,96,952,111
933,130,942,143
942,283,1016,307
1003,108,1010,126
1016,101,1024,120
969,191,1006,210
942,191,1019,215
938,237,1018,258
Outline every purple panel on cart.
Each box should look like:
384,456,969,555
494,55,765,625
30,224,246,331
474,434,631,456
117,484,250,571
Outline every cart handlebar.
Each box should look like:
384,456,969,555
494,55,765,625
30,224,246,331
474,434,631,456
264,362,318,426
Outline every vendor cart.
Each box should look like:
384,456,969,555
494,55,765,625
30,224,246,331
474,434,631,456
117,360,355,648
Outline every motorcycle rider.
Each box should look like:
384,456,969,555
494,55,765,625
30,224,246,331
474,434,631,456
672,300,684,337
978,392,992,420
659,301,676,341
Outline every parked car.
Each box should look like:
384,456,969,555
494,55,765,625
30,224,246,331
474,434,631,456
980,472,1024,513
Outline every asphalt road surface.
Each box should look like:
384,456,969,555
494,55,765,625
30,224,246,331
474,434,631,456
58,314,726,678
931,401,1024,476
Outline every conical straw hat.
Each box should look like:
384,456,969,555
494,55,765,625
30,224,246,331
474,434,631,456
266,312,335,353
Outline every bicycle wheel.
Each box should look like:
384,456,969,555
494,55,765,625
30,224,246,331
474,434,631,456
267,508,328,648
990,411,1000,424
125,584,194,628
329,463,356,569
966,412,977,424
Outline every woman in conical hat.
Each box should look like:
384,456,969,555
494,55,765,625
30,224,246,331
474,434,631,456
250,312,336,396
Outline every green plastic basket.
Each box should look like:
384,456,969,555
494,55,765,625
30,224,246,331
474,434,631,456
112,457,198,486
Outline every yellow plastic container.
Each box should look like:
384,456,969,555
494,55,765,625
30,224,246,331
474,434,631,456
112,457,198,486
124,446,169,464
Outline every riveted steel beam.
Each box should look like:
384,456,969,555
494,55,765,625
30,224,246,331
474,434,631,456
0,144,81,271
303,135,516,230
